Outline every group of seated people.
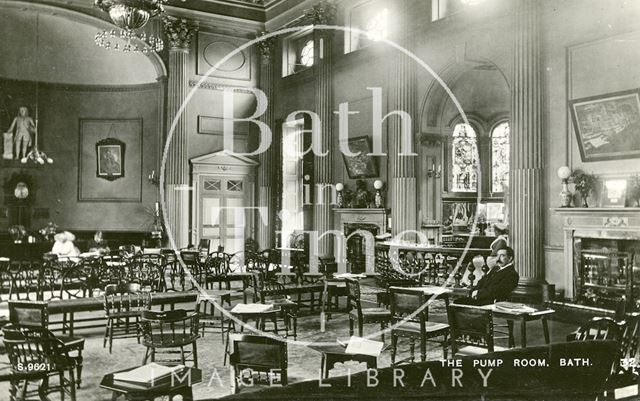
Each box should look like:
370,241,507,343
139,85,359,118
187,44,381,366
50,230,111,258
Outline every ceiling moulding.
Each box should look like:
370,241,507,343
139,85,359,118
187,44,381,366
164,6,264,37
166,0,266,22
264,0,317,31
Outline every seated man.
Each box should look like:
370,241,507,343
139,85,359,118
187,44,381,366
456,247,519,305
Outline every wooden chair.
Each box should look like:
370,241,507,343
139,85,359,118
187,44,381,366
102,283,150,354
389,288,450,364
180,251,202,288
253,271,298,339
8,300,85,387
344,278,392,342
447,304,506,356
203,251,233,290
195,291,232,343
567,316,623,342
198,239,211,261
140,309,200,368
3,325,78,401
229,334,287,394
128,254,165,292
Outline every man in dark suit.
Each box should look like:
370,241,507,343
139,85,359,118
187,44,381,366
456,247,519,305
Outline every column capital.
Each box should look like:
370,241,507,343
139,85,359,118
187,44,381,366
256,31,276,63
303,0,337,25
163,17,198,52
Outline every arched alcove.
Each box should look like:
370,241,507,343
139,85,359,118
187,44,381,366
0,3,164,85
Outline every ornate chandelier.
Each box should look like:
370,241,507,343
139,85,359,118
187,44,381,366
94,0,176,53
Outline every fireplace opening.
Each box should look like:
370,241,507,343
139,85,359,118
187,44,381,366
344,223,378,273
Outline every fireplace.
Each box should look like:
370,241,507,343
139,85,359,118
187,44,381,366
344,223,379,273
554,208,640,312
333,208,387,274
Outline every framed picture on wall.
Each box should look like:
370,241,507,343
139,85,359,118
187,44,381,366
569,88,640,162
78,119,142,202
341,136,379,179
600,178,627,208
96,138,125,180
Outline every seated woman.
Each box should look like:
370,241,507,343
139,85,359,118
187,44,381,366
51,231,80,258
88,231,110,255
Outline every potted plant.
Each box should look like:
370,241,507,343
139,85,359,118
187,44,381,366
572,170,598,207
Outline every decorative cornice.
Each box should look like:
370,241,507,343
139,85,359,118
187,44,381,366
303,0,336,25
163,17,198,51
188,80,255,94
255,31,276,62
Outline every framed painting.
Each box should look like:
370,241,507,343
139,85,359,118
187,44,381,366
600,178,627,208
96,138,125,180
78,119,142,202
569,88,640,162
342,136,379,179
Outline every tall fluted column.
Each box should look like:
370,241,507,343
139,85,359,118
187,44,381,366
389,4,417,239
256,35,276,250
510,0,545,300
163,18,197,249
307,2,336,266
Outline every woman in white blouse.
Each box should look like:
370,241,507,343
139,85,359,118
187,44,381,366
51,231,80,258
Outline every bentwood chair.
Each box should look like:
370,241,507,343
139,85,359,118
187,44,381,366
140,309,200,368
344,278,392,342
389,287,450,364
102,283,151,354
229,334,288,394
3,325,78,401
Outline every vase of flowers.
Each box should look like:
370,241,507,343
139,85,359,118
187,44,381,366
572,171,597,207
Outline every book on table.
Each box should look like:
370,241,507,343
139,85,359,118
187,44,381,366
344,336,384,357
113,363,185,386
230,303,274,314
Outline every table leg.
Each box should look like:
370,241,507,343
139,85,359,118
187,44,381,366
507,320,515,348
321,353,328,379
69,312,75,337
541,317,550,344
520,317,527,347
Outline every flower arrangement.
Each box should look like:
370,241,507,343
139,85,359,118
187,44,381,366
572,170,598,207
8,225,27,243
39,221,59,241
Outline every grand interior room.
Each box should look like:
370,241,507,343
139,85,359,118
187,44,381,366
0,0,639,400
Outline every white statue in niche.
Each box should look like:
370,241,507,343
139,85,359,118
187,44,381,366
5,106,35,160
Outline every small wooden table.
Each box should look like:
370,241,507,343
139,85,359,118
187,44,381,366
309,342,377,379
100,366,202,401
480,303,555,348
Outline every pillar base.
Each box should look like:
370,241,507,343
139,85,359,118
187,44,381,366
512,277,548,304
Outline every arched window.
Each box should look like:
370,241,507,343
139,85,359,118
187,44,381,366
451,123,478,192
490,121,510,193
299,39,314,67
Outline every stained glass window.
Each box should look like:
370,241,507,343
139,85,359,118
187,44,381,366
491,122,510,193
451,123,478,192
300,39,314,67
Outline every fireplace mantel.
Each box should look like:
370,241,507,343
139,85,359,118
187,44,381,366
552,207,640,299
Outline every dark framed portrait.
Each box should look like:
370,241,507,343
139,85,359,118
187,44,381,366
569,88,640,162
96,138,125,181
341,136,379,179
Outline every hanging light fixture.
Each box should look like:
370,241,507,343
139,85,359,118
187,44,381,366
23,13,53,165
94,0,180,53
